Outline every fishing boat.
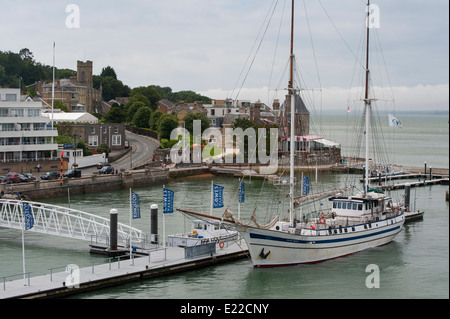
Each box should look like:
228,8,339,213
179,0,405,267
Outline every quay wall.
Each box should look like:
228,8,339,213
0,169,168,200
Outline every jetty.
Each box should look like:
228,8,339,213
0,241,248,299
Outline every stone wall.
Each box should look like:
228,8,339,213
1,168,168,200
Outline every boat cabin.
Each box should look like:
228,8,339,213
329,191,392,219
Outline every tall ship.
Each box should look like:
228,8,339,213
179,0,405,267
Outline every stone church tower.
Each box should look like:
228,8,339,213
77,60,93,88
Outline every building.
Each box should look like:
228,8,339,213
69,123,127,151
40,61,102,114
0,88,58,162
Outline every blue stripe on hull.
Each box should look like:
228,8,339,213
249,226,401,245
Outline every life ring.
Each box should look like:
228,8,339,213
219,241,225,249
319,213,326,224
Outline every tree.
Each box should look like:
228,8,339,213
158,114,179,140
132,106,152,128
183,112,210,134
54,100,71,112
130,86,161,110
149,110,164,131
100,66,117,79
103,105,127,123
127,101,146,122
96,143,111,157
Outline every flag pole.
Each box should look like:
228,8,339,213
21,200,26,282
210,180,213,216
238,178,241,220
163,185,165,247
129,188,133,265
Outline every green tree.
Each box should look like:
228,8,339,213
127,101,146,122
130,86,161,110
96,143,111,157
132,106,152,128
54,100,71,112
158,114,179,139
183,112,210,134
103,105,127,123
149,110,164,131
100,66,117,79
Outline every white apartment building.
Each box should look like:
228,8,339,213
0,88,59,162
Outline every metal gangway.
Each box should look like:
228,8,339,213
0,199,144,247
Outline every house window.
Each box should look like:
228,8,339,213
211,109,215,116
103,127,107,134
112,135,121,146
5,94,17,101
91,127,96,134
89,135,98,147
114,127,119,134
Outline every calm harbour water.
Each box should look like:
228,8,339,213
0,112,448,299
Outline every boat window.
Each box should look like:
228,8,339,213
353,203,358,210
194,222,202,229
333,202,337,209
342,203,347,209
338,202,342,209
358,204,363,211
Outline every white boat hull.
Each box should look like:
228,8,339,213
239,215,405,268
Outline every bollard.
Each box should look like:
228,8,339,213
151,204,159,244
109,209,118,252
404,184,411,212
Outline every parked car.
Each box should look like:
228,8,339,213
63,168,82,178
40,171,60,180
20,173,36,182
97,162,110,169
0,176,7,184
99,166,114,174
5,172,23,183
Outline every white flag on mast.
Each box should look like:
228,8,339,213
389,114,403,128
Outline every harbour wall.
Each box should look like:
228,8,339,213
0,168,168,200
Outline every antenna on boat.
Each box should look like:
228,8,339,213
364,0,371,196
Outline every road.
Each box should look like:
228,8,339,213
81,131,160,175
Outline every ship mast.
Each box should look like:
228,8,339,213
289,0,296,226
364,0,371,196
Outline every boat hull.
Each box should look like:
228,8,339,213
239,215,405,268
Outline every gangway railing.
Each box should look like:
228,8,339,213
0,199,144,246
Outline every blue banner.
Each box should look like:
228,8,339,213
303,175,310,195
239,182,245,204
213,184,224,208
163,188,175,214
131,192,141,219
23,203,34,230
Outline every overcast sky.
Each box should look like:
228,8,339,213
2,0,449,111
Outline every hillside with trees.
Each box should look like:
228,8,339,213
1,48,211,105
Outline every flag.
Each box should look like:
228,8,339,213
302,175,310,195
347,106,351,113
131,192,141,219
213,184,224,208
238,181,245,204
389,114,403,128
163,188,174,214
23,203,34,231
